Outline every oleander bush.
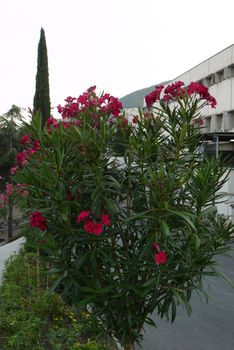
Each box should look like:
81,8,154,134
2,82,234,350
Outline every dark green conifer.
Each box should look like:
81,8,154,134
33,28,50,127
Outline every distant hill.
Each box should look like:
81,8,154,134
119,81,170,108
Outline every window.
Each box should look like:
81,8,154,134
224,65,234,79
215,114,223,131
204,75,214,87
214,70,224,83
227,110,234,130
205,116,211,132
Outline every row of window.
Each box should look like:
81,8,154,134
197,64,234,87
204,110,234,132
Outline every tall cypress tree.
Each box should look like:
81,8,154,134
33,27,50,127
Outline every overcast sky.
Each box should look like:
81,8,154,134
0,0,234,115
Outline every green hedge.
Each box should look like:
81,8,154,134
0,249,111,350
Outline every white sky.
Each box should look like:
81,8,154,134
0,0,234,115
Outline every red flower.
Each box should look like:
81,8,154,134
67,190,74,201
107,96,123,116
29,211,48,231
0,194,8,205
62,121,70,128
162,94,172,102
47,117,59,128
101,213,111,227
15,183,29,197
57,88,123,121
33,139,41,151
29,139,41,154
65,96,76,103
145,85,164,108
76,210,90,224
152,242,160,251
20,134,31,145
164,81,184,98
187,82,217,109
5,183,13,196
87,85,96,93
118,116,128,128
10,166,18,175
72,120,83,127
154,251,167,265
207,95,217,109
16,150,30,166
83,220,103,235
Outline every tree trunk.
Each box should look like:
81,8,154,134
36,248,40,289
124,343,135,350
8,198,13,240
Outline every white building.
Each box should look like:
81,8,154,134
167,44,234,220
170,44,234,133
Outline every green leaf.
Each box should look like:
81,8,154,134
216,271,234,288
160,220,169,237
144,317,157,328
143,275,160,288
124,210,155,223
49,275,64,292
194,234,201,250
171,297,177,322
163,209,196,231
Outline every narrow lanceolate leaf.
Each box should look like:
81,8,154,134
171,297,177,322
215,271,234,288
162,209,196,231
159,220,170,237
193,234,201,250
124,210,155,222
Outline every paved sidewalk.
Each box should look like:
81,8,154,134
0,237,25,283
136,242,234,350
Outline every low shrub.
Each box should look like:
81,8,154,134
0,249,110,350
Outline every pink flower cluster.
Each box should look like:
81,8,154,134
10,166,18,175
16,136,41,167
187,82,217,108
76,210,111,235
0,193,8,208
0,183,13,208
0,182,29,209
152,243,167,265
20,134,31,145
14,183,29,197
57,86,123,121
145,85,164,109
164,81,186,100
29,211,48,231
145,81,217,109
46,117,59,132
5,183,13,196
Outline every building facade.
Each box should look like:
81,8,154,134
171,44,234,133
168,44,234,220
